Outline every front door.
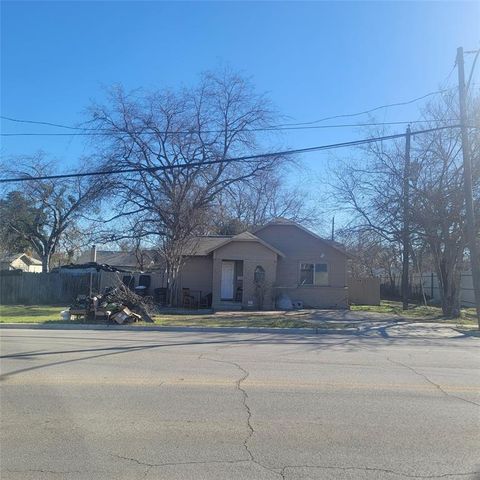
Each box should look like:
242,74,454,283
221,261,235,300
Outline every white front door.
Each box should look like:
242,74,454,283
221,261,235,300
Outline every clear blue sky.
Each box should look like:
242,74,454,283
1,1,479,171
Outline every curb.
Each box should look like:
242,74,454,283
0,323,359,335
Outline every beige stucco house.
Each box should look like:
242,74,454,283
0,253,42,272
179,220,349,310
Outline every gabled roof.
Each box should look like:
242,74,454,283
0,253,42,265
202,231,285,257
253,219,350,257
184,236,233,256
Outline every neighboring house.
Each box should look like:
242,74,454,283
0,253,43,273
75,250,159,272
179,219,349,310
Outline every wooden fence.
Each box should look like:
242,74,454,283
0,271,99,305
0,270,167,305
347,277,381,305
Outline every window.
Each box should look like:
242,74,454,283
254,265,265,284
299,263,328,286
314,263,328,286
299,263,314,285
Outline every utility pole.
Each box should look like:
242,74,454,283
401,125,411,311
331,216,335,241
457,46,480,326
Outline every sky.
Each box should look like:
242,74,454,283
1,1,479,178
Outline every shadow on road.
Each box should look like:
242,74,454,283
1,326,478,382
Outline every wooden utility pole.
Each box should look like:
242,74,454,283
457,46,480,326
331,216,335,241
401,125,411,311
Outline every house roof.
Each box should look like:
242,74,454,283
200,232,285,257
184,236,233,256
75,250,155,268
253,219,350,257
0,253,42,265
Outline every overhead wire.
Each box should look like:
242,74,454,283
0,88,453,136
0,125,464,184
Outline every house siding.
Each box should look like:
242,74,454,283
212,241,277,310
1,257,42,273
179,256,213,295
255,224,348,308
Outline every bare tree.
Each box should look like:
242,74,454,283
88,69,287,304
210,169,322,234
329,92,479,316
0,155,108,272
410,92,480,315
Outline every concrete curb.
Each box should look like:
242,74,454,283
0,323,359,335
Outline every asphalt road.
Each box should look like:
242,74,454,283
1,327,479,479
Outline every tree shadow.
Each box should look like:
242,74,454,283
1,326,478,382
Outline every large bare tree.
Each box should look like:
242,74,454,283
88,69,287,304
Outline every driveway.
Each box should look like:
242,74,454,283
1,328,479,479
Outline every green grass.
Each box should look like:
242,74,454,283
149,314,318,329
0,304,107,324
0,305,67,323
351,300,477,326
0,305,346,329
1,302,477,329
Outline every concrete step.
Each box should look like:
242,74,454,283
215,302,243,311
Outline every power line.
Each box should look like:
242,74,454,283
466,48,480,93
272,89,452,127
0,119,463,137
0,88,454,136
0,125,460,184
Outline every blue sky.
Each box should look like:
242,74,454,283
1,1,479,173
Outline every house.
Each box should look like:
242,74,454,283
75,249,159,272
0,253,43,273
179,219,349,310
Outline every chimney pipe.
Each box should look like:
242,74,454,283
91,245,97,263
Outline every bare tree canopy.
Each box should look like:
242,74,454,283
329,92,480,316
210,168,322,235
87,69,290,303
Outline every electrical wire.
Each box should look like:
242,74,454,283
0,125,461,184
0,119,455,136
270,89,451,127
0,88,453,136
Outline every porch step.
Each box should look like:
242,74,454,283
215,302,243,311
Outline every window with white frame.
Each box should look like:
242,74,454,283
299,263,328,286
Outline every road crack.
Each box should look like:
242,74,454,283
112,453,251,475
199,354,281,478
387,357,480,408
280,464,479,478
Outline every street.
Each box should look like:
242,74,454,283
0,327,479,479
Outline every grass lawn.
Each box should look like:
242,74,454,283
0,305,67,323
1,302,477,329
351,300,478,326
0,305,340,329
0,305,108,324
150,314,319,329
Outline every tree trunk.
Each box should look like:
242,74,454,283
41,254,50,273
436,260,461,317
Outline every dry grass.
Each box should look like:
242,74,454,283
351,301,477,326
